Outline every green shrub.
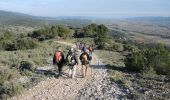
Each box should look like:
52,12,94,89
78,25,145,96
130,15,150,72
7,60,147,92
125,52,146,72
83,23,98,37
0,31,13,41
30,25,72,41
111,43,124,51
0,32,16,51
124,44,139,52
16,37,38,50
0,68,12,84
0,32,38,51
0,82,23,99
0,40,17,51
125,44,170,75
19,61,35,72
0,66,20,84
74,24,110,49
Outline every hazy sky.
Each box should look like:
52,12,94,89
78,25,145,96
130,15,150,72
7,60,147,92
0,0,170,18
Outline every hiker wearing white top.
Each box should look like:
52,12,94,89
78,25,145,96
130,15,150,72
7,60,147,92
66,48,79,78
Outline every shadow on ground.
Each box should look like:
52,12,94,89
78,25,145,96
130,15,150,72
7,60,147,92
90,63,127,72
106,64,127,72
90,64,107,70
35,69,56,77
35,67,84,79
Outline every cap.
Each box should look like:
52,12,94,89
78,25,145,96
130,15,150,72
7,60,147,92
57,47,61,51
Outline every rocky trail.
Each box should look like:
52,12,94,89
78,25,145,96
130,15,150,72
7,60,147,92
9,41,126,100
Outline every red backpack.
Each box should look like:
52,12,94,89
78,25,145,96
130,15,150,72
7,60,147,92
55,51,62,63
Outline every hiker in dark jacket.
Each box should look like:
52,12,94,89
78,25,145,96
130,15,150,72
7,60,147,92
66,48,78,78
79,49,91,77
53,48,65,78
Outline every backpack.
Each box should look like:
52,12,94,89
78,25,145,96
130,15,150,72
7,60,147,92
55,51,62,63
67,54,76,65
82,54,88,62
89,53,92,61
89,47,93,52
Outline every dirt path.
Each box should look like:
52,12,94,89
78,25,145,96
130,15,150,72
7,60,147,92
55,41,75,47
10,41,125,100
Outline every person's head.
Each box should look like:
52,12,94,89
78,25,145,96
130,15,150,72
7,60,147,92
69,47,74,53
56,47,61,52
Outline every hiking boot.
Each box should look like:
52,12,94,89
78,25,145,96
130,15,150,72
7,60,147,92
71,75,75,79
80,75,85,78
55,74,61,79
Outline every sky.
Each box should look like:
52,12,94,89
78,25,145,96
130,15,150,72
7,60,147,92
0,0,170,18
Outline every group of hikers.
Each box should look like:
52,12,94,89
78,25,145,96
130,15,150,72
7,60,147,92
53,43,94,79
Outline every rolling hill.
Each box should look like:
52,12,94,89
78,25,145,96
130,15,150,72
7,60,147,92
0,10,93,27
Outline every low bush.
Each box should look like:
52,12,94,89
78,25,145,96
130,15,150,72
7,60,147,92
123,44,139,52
19,61,35,72
125,44,170,75
0,66,20,84
0,32,38,51
16,37,38,50
30,25,72,41
0,82,23,100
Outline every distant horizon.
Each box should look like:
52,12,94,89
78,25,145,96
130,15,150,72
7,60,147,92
1,9,170,20
0,0,170,18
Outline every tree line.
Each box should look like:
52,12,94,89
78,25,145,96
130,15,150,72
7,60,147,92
0,24,110,51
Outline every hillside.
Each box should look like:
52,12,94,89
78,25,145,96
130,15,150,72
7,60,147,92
0,10,92,27
0,10,47,26
106,17,170,45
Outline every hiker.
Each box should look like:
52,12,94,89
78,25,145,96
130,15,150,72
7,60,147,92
66,48,78,78
79,42,83,51
82,43,88,53
53,47,65,78
76,42,80,49
79,49,91,77
88,45,94,60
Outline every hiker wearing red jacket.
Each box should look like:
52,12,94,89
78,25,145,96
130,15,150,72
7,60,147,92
53,47,65,78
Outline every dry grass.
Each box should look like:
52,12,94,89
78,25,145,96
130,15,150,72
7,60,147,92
95,49,170,100
0,40,70,99
128,32,170,46
95,50,125,67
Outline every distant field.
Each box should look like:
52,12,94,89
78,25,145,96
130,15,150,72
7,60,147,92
107,20,170,46
107,21,170,36
128,32,170,46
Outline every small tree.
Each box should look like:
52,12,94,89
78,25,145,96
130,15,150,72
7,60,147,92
94,24,109,49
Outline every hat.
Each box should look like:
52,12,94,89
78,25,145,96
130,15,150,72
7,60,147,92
57,47,61,51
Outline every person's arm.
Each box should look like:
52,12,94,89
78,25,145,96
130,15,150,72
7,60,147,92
62,53,65,63
79,54,82,61
66,54,68,62
92,45,94,52
87,53,90,60
53,54,56,65
75,55,79,65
